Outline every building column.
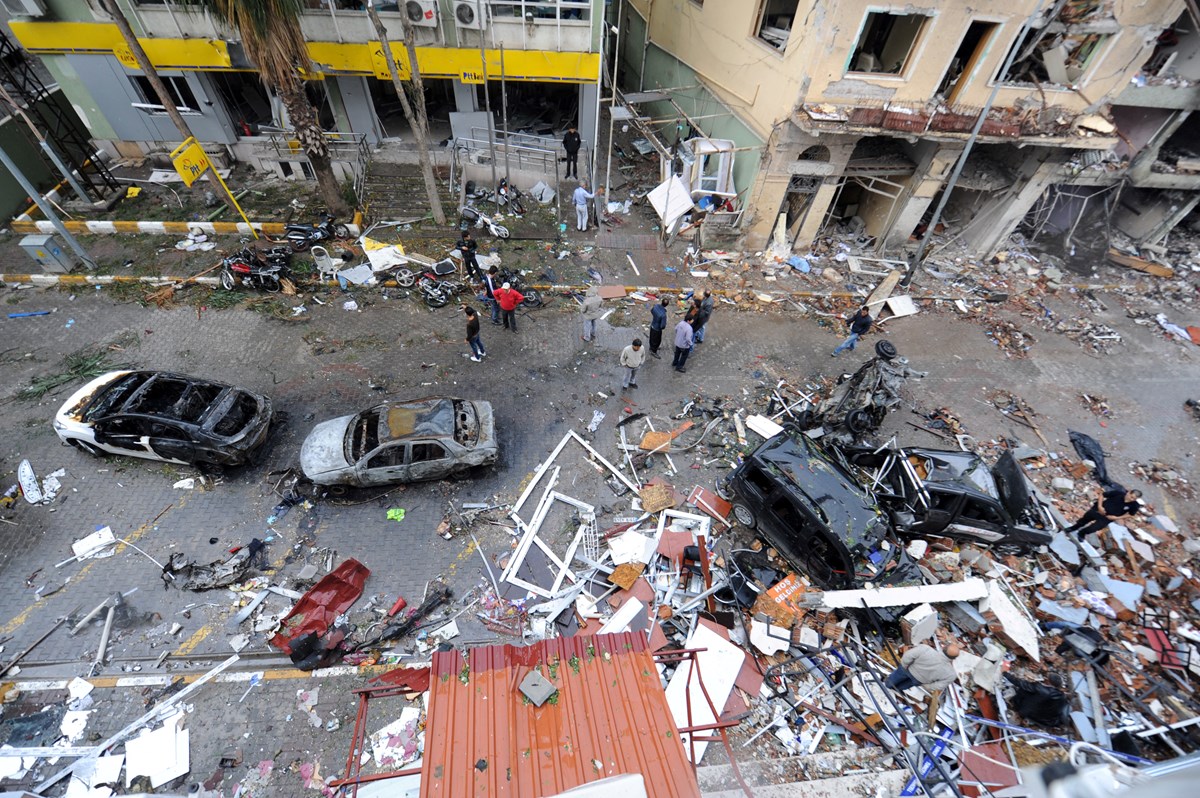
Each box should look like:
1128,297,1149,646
333,76,382,147
743,126,825,250
1138,191,1200,245
961,150,1069,256
792,141,857,250
880,141,964,252
578,81,600,179
1127,110,1190,183
452,79,479,112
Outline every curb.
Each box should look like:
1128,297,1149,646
8,220,362,237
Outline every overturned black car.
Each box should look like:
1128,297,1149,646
840,445,1057,548
721,425,922,590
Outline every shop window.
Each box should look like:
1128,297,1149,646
755,0,796,51
1001,26,1111,85
130,75,200,115
488,1,590,22
849,12,929,75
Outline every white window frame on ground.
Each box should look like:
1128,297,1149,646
754,0,797,52
488,0,591,23
847,10,931,76
129,75,203,117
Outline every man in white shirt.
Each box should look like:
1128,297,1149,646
572,181,597,231
619,338,646,390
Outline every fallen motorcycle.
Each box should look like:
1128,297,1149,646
498,266,543,308
220,245,293,292
284,213,350,252
460,205,510,239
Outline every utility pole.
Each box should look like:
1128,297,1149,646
0,144,96,269
602,0,623,201
500,44,510,183
477,0,498,212
900,0,1049,287
0,84,91,204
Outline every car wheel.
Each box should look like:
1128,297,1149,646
796,409,814,428
68,438,103,457
731,502,756,529
449,464,472,480
875,340,898,360
846,409,872,434
395,268,416,287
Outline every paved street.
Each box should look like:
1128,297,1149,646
0,244,1197,794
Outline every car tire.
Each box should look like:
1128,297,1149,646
68,438,103,457
731,502,756,529
875,340,898,360
846,409,872,434
796,409,814,428
449,464,472,480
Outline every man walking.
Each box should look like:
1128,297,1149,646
832,306,873,357
619,338,646,391
581,285,603,342
648,296,668,359
456,229,481,281
463,305,486,362
562,125,582,179
1065,486,1142,538
886,644,960,694
573,181,597,232
494,281,525,332
672,317,694,373
693,290,714,344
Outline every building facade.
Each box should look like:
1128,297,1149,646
4,0,605,187
617,0,1200,259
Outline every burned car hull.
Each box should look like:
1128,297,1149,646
806,341,924,444
842,445,1056,548
301,397,498,487
723,426,921,591
53,370,273,467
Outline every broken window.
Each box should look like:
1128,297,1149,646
212,393,260,437
411,442,449,463
1001,27,1110,85
755,0,796,51
367,445,405,470
937,22,998,100
849,12,929,75
131,75,199,113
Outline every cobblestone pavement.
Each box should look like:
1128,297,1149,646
0,248,1197,795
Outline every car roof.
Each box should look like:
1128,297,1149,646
753,432,885,551
370,397,458,443
905,447,1000,500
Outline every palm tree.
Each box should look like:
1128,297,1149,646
366,1,445,224
98,0,242,218
201,0,349,217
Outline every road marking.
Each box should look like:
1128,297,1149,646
10,662,423,692
174,622,213,657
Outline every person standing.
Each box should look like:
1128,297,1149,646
832,306,873,357
693,290,714,344
456,230,481,281
562,125,582,179
581,285,603,342
619,338,646,391
1064,486,1142,538
648,296,669,359
672,318,694,373
463,306,486,362
478,265,501,325
493,281,525,332
573,181,597,232
885,644,960,693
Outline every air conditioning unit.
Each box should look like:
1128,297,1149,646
1,0,46,16
405,0,438,28
454,1,488,30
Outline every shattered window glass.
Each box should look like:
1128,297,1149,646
212,392,259,437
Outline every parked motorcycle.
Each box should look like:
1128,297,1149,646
220,245,293,292
460,205,510,239
497,178,526,215
284,213,351,252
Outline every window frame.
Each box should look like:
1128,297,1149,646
845,9,933,79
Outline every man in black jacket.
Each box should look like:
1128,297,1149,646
456,230,481,281
832,306,872,357
562,125,582,179
1065,486,1142,538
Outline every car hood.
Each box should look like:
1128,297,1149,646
54,370,133,422
300,415,354,479
992,450,1033,519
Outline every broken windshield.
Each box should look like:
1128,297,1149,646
350,409,381,461
81,372,151,421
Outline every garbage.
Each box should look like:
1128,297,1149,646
270,558,370,670
161,539,266,591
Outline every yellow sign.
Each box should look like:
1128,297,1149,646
113,43,138,69
459,69,485,84
170,137,211,188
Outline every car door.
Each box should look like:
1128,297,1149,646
406,441,453,482
359,442,408,486
764,494,852,589
92,416,154,458
147,420,197,464
912,487,961,534
946,496,1009,543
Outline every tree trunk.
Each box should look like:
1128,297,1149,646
366,3,445,225
280,84,350,217
99,0,241,220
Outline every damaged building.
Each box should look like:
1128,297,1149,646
615,0,1200,261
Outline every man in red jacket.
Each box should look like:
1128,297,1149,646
494,282,525,332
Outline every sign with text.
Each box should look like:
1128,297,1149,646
169,137,210,187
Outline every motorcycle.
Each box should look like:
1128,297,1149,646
460,205,510,239
393,258,461,308
220,245,293,292
497,178,526,215
284,213,351,252
498,266,543,308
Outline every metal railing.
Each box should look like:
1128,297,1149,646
251,131,371,202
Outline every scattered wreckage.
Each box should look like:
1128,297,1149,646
53,370,273,467
300,396,497,487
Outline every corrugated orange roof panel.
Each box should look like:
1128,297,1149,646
421,631,701,798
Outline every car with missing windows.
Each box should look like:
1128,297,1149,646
300,397,497,488
53,370,274,467
839,445,1057,548
720,425,922,591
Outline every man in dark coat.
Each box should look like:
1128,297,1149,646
832,306,872,357
562,125,582,179
456,230,480,281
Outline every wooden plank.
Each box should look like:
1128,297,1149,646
1107,248,1174,278
866,269,903,307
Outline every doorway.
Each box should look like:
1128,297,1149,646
938,21,998,103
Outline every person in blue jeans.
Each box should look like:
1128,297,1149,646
477,266,501,324
648,296,668,358
693,290,714,343
832,306,873,357
463,306,486,362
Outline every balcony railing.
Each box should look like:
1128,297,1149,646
800,100,1079,140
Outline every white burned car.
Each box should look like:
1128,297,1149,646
300,397,498,487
